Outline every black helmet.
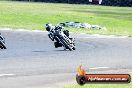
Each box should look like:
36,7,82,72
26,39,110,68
45,23,52,31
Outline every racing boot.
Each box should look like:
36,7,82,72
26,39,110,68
54,42,62,48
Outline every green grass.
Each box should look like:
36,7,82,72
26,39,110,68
64,83,132,88
0,1,132,36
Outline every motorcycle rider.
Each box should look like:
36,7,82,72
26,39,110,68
45,23,75,48
0,33,6,49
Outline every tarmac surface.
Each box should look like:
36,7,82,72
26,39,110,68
0,29,132,88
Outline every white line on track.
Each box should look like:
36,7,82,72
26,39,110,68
0,74,16,77
89,67,109,70
0,28,46,33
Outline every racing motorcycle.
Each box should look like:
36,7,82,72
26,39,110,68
0,33,6,49
46,24,76,51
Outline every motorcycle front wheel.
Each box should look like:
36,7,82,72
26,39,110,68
60,38,73,51
0,41,6,49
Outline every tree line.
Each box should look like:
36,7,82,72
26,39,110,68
102,0,132,7
11,0,89,4
5,0,132,7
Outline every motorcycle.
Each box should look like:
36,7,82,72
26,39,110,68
46,24,76,51
0,33,6,49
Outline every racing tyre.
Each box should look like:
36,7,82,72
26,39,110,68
72,47,76,50
0,41,6,49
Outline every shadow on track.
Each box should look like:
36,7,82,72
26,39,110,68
32,51,47,52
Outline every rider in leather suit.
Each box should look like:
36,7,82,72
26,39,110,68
45,24,73,48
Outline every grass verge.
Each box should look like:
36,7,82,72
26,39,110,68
64,74,132,88
0,1,132,36
64,83,132,88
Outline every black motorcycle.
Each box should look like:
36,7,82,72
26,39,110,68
0,33,6,49
46,24,75,51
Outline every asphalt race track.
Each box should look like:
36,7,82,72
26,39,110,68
0,29,132,88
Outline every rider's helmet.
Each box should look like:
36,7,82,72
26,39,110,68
45,23,52,31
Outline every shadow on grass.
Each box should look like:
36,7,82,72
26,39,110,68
72,10,132,20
